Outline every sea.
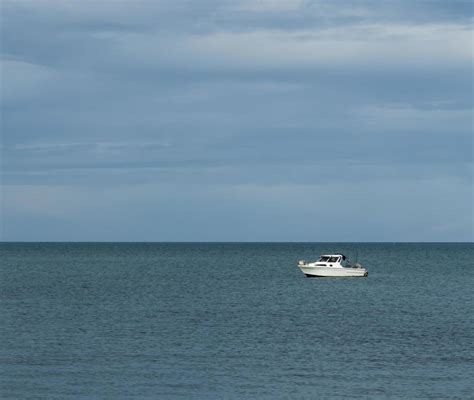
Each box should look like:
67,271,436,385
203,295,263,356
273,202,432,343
1,242,473,399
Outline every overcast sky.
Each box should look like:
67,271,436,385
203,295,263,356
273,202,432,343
1,0,473,241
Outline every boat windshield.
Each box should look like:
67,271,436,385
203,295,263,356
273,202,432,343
318,256,341,262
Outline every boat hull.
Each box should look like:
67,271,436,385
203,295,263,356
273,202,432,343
298,265,368,277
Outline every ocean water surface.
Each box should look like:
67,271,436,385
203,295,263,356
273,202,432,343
1,243,473,399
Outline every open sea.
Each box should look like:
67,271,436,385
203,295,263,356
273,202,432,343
0,242,473,399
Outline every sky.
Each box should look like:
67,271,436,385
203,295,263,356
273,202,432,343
1,0,473,242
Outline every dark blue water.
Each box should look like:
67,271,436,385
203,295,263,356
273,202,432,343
1,243,473,399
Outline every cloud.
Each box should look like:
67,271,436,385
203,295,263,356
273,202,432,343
170,23,472,69
13,141,171,153
3,178,472,241
33,21,468,75
1,0,472,241
0,60,59,104
2,0,472,73
354,104,473,135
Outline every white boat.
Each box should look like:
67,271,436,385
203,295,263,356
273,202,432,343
297,254,368,278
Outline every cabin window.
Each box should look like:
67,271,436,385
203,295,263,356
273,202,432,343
318,256,330,262
328,257,339,263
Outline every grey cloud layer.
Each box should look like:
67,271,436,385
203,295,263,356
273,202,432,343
1,0,472,240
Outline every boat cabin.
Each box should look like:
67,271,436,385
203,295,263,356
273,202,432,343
316,254,348,266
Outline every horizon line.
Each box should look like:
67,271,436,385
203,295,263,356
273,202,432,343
1,241,472,244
